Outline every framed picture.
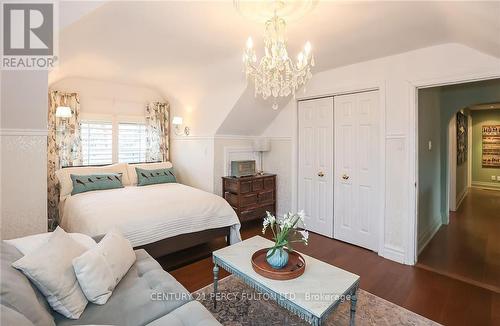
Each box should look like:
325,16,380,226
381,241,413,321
456,112,467,165
482,125,500,168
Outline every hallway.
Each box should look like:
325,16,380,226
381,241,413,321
418,188,500,292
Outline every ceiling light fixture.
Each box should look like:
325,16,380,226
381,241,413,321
242,2,315,110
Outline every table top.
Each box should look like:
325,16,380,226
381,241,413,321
213,236,360,319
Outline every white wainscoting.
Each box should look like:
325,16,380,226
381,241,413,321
263,138,292,217
0,129,48,239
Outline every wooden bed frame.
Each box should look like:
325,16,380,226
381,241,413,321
135,226,232,258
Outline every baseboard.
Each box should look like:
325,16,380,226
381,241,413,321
471,181,500,191
418,219,442,255
379,245,406,264
455,187,468,210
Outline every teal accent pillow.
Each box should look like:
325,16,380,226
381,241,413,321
71,173,124,195
136,167,176,186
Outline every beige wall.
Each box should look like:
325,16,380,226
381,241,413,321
50,77,164,118
1,71,49,239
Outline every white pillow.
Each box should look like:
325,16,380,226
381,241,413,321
127,161,173,186
72,230,136,305
4,232,96,256
12,227,88,319
55,163,131,199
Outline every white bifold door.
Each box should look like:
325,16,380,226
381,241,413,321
334,91,380,251
298,97,334,237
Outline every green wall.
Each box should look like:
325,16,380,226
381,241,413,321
417,88,442,250
418,79,500,252
471,109,500,189
439,79,500,218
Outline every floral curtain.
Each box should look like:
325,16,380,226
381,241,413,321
47,91,82,230
145,101,170,162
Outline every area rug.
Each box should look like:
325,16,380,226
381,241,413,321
193,275,440,325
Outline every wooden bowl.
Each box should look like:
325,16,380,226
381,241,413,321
251,248,306,280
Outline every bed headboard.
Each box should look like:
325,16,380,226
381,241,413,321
61,161,162,169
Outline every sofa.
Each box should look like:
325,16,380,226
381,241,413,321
0,240,221,326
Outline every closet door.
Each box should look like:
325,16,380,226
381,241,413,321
298,97,334,237
334,91,380,251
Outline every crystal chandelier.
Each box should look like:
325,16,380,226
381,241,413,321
243,13,314,110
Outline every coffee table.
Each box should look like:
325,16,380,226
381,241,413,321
212,236,360,326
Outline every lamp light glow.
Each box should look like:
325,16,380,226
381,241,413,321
55,106,72,118
172,116,183,125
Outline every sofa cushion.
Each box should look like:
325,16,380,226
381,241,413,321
73,230,136,304
12,227,88,319
54,249,192,326
146,301,221,326
1,304,35,326
0,242,55,326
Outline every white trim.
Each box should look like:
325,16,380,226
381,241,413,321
409,70,500,265
170,135,292,142
0,128,48,136
379,246,405,264
471,181,500,191
456,187,468,210
214,134,255,140
417,218,441,255
171,135,214,141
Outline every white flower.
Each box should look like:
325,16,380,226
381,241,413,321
298,210,305,222
299,230,309,244
262,211,276,234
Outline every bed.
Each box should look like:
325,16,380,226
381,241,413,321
56,162,241,257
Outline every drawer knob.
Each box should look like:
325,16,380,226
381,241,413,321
318,171,325,177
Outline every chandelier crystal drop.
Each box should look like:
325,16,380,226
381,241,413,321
243,14,314,109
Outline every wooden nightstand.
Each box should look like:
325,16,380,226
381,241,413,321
222,174,276,223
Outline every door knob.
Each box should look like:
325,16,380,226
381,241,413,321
318,171,325,177
342,174,349,180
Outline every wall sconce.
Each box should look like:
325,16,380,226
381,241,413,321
172,116,190,136
55,106,72,118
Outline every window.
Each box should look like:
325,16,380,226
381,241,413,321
81,121,113,165
118,123,147,163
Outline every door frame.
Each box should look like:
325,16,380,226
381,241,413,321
409,71,500,265
292,81,386,254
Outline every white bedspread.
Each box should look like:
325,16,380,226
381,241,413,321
60,183,241,247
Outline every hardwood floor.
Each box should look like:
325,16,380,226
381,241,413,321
163,220,499,326
418,188,500,293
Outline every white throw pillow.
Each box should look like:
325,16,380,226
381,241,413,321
72,230,136,305
4,232,96,256
12,227,88,319
127,161,173,186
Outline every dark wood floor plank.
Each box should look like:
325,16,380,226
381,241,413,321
418,188,500,292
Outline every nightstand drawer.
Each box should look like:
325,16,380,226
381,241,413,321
239,208,264,222
240,181,252,193
252,179,264,192
224,192,238,207
258,190,274,204
240,193,258,207
264,177,275,190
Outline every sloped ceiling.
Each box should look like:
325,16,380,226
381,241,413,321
51,1,500,136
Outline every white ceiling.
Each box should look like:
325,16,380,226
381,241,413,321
51,1,500,135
